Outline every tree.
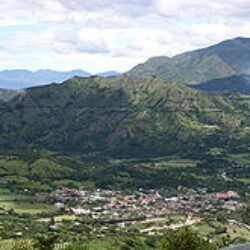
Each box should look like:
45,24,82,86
13,240,33,250
161,227,217,250
32,234,57,250
241,206,250,224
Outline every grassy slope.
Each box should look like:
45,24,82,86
0,76,247,158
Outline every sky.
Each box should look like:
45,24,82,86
0,0,250,74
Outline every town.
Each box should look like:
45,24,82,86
46,187,243,231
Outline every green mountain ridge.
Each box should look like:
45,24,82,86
0,76,248,158
127,37,250,84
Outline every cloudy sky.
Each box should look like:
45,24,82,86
0,0,250,73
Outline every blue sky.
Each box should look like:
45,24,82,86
0,0,249,73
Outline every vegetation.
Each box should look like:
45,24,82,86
0,227,217,250
0,75,249,159
0,149,249,248
161,227,217,250
0,149,250,192
0,53,250,249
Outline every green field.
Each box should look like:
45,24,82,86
237,178,250,184
37,215,78,222
0,188,12,194
0,187,49,214
0,201,56,215
228,153,250,165
0,194,33,201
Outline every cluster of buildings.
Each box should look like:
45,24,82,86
49,187,243,221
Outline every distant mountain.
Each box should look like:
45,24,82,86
127,37,250,84
96,71,121,77
0,88,20,103
191,75,250,94
0,69,91,89
0,69,123,89
0,76,246,157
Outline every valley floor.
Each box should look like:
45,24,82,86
0,151,249,249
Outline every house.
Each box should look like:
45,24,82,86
71,208,91,215
215,191,239,199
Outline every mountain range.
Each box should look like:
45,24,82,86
127,37,250,85
0,75,248,158
0,69,121,89
0,38,250,157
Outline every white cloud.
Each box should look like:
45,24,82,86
153,0,250,20
0,0,249,72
